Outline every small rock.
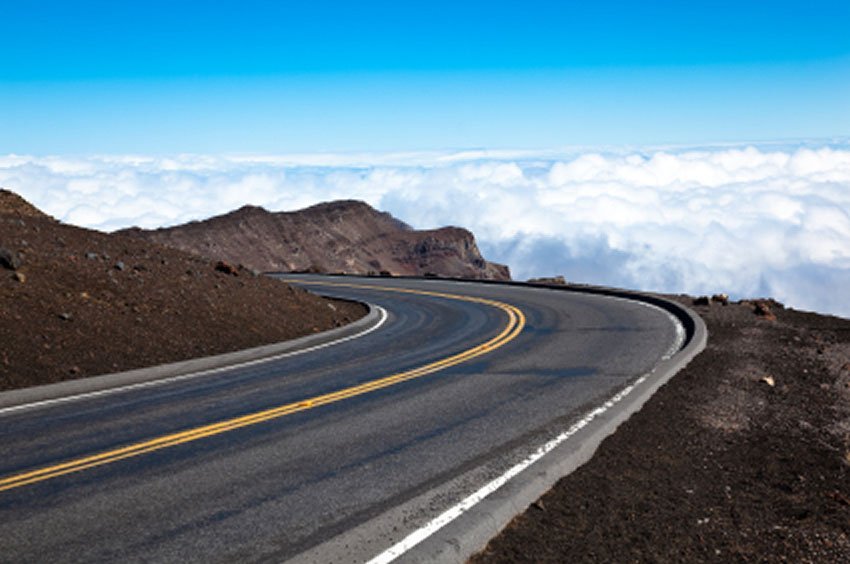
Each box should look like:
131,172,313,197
215,260,239,276
58,312,73,321
528,275,567,285
711,293,729,305
0,247,22,270
69,366,80,375
85,252,98,260
693,296,711,306
760,375,775,387
11,271,25,283
114,261,125,271
753,300,776,321
828,489,850,506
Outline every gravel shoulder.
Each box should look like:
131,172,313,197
473,297,850,563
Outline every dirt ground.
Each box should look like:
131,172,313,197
473,297,850,563
0,191,365,391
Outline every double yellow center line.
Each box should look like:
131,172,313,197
0,282,525,493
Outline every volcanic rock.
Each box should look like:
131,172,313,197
0,247,21,270
119,200,510,280
215,260,239,276
711,293,730,305
528,275,566,285
753,300,778,321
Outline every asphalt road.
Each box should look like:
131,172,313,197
0,276,682,563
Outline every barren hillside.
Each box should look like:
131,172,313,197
119,200,510,280
0,189,365,390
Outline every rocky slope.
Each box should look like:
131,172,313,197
119,200,511,280
0,189,365,391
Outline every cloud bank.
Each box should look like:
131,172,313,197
2,143,849,318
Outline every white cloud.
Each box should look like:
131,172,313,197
2,143,849,318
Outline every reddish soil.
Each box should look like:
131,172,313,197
0,190,366,391
473,298,850,563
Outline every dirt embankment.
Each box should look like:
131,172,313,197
0,189,366,392
474,297,850,563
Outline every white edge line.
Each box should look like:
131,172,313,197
366,305,686,564
367,372,650,564
635,301,686,360
0,306,388,416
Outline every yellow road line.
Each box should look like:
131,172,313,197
0,282,526,493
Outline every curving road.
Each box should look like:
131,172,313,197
0,275,688,563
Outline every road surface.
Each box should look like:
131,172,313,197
0,276,686,562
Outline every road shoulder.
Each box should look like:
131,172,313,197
0,303,382,413
472,298,850,563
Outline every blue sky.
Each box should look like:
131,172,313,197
2,2,850,316
1,0,849,153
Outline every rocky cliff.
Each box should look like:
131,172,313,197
119,200,510,280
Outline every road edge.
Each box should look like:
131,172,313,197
0,301,381,412
275,275,707,563
361,278,707,563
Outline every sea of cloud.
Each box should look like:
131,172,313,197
2,142,849,318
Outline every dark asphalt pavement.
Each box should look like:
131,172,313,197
0,276,680,563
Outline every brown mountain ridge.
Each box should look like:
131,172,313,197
119,200,511,280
